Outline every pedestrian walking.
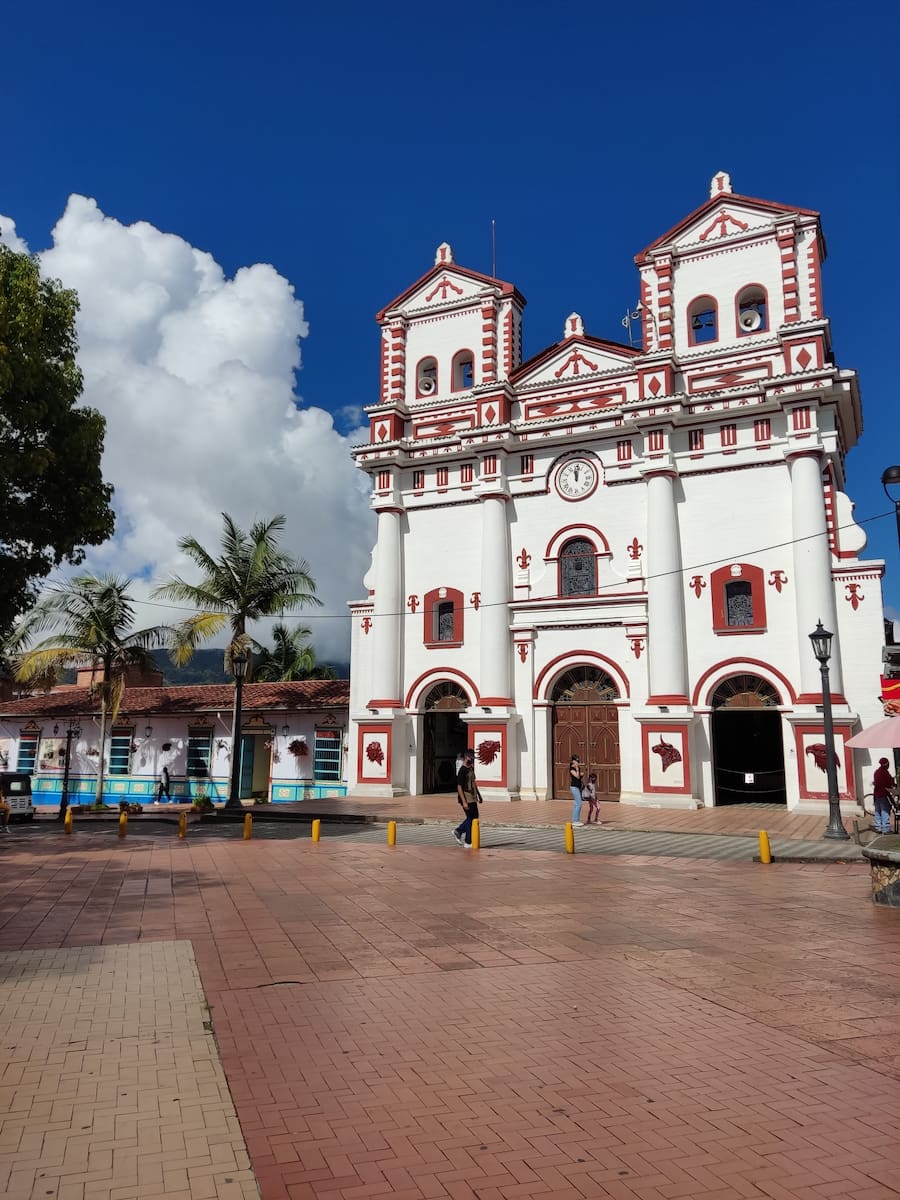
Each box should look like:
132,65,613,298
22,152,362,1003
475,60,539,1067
453,750,481,847
0,779,10,835
873,757,896,834
583,772,601,824
569,755,584,825
156,765,172,804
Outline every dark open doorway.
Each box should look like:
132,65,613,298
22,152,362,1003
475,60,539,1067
711,674,786,805
422,682,469,793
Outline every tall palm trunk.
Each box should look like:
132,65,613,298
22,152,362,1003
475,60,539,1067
93,660,111,808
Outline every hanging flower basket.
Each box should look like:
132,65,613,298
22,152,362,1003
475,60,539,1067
288,738,308,758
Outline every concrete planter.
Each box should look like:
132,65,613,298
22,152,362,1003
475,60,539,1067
861,836,900,906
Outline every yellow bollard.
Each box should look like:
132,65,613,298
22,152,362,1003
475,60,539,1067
64,808,73,835
178,811,187,840
565,822,575,854
387,820,396,846
243,813,252,840
118,810,127,838
758,830,772,864
311,818,321,843
471,818,480,850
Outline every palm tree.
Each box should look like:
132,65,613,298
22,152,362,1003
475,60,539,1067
252,623,336,682
154,514,320,810
15,574,170,807
153,514,321,672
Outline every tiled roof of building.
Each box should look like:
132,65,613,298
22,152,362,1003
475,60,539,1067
0,680,349,720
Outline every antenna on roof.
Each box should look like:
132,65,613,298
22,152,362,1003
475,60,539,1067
491,219,496,278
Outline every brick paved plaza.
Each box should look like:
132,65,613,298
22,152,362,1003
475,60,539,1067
2,825,899,1199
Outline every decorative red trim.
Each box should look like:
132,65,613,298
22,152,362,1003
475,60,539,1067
691,659,797,707
357,724,393,784
796,693,848,706
533,651,630,701
405,669,479,711
477,696,514,706
793,722,856,801
376,262,522,323
646,694,690,705
642,723,692,794
469,724,508,788
544,523,611,560
451,349,475,392
365,698,403,709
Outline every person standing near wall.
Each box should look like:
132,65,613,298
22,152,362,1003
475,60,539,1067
569,755,584,826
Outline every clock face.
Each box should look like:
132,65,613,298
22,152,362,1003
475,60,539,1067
556,458,597,500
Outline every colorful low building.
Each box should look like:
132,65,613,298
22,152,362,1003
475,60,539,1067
0,680,350,807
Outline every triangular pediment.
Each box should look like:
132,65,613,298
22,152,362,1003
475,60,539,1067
512,335,638,388
636,191,820,262
377,245,521,321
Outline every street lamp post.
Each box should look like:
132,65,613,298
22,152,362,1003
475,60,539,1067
883,466,900,551
58,719,82,821
809,621,849,840
226,653,249,811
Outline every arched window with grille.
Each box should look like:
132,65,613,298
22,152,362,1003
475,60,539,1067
710,563,766,633
423,587,464,647
559,538,597,597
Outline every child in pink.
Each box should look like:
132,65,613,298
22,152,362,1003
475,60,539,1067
583,773,601,824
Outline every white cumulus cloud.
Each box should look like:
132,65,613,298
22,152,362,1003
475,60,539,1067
5,195,374,663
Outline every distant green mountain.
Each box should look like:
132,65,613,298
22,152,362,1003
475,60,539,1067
150,649,348,686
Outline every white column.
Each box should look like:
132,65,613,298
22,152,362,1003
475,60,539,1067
479,494,512,702
371,506,402,704
789,451,844,697
645,470,689,702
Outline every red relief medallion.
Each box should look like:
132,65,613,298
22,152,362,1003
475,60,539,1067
407,594,419,614
630,638,645,659
768,569,788,593
517,643,528,663
516,548,531,570
627,537,643,561
806,743,839,774
651,738,682,772
365,741,384,766
553,349,599,379
361,617,372,635
690,575,707,599
425,276,463,302
470,592,481,611
845,583,864,610
477,740,501,765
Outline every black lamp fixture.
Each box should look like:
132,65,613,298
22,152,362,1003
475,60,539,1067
883,466,900,550
281,723,290,737
808,620,849,841
144,724,152,739
53,723,59,736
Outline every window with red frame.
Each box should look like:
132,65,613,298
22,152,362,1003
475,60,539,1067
720,423,737,448
451,350,474,391
710,563,766,633
423,587,464,647
688,428,704,452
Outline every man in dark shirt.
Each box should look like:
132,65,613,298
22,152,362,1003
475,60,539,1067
453,750,481,847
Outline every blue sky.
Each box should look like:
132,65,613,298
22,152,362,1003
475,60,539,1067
3,0,898,642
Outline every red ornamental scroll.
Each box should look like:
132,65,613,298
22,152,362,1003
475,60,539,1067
365,741,384,766
477,740,501,766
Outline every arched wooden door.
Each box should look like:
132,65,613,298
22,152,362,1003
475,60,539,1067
551,667,620,799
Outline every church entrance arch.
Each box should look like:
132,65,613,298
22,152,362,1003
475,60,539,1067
550,667,620,799
710,674,786,805
422,682,470,794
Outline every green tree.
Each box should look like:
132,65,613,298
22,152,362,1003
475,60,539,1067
0,244,115,630
154,513,321,672
252,623,335,682
15,574,170,808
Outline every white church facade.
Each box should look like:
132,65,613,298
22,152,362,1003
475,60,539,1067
347,175,885,811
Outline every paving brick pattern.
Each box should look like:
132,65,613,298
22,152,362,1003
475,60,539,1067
2,832,899,1199
0,940,257,1200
